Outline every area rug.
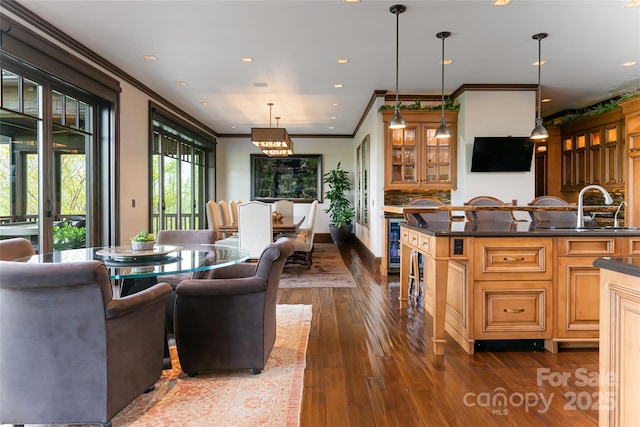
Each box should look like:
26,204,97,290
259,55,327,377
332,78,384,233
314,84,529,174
107,304,312,427
280,243,356,288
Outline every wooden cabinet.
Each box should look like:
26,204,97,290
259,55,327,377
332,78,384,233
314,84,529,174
382,110,458,190
599,266,640,427
472,237,553,339
556,237,621,341
560,109,624,191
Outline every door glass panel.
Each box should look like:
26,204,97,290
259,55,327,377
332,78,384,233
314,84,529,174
607,127,617,143
591,131,600,146
78,101,89,132
163,136,179,230
577,135,586,149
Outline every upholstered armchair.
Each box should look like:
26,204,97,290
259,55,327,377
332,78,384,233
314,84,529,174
173,237,294,376
0,260,172,427
0,237,35,261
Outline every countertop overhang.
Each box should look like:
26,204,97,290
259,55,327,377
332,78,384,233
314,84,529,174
593,257,640,278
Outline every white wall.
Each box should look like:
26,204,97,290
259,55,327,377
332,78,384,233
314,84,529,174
453,90,537,220
118,81,153,242
216,136,354,236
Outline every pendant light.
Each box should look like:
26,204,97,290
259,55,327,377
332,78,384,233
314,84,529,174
434,31,452,139
388,4,407,129
530,32,549,140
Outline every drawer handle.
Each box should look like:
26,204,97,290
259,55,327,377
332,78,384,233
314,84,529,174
411,237,417,241
504,308,525,313
503,257,525,262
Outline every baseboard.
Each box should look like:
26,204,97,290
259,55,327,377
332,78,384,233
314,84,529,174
353,236,380,273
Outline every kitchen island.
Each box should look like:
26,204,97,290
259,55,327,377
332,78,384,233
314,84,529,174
397,219,640,355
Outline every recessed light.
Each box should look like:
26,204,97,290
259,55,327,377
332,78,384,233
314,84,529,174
143,55,158,61
344,0,360,3
532,60,546,66
334,84,343,88
330,116,337,120
253,82,268,87
332,103,339,107
231,125,237,129
542,98,552,103
329,126,335,130
492,0,510,5
441,59,453,65
200,101,209,106
337,58,349,64
175,81,187,86
624,0,639,7
621,61,637,67
241,57,254,63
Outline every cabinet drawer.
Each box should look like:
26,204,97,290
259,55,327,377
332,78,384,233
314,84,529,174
558,237,619,256
475,281,551,338
624,237,640,256
473,238,553,281
418,234,432,255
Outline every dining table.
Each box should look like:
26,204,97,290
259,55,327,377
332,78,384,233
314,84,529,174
218,215,306,234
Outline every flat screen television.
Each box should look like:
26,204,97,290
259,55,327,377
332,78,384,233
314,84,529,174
470,136,534,172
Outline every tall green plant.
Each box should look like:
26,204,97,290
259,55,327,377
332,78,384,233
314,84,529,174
323,162,355,228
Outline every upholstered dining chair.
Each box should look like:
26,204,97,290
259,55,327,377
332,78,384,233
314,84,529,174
0,260,172,427
156,229,218,333
273,199,294,217
218,200,233,228
229,200,239,226
283,199,318,267
528,195,577,223
206,200,232,241
0,237,36,261
173,237,294,376
238,200,273,259
464,195,516,222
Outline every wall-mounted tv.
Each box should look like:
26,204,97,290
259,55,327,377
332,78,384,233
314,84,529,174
470,136,534,172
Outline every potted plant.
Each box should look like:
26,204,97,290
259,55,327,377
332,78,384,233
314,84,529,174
323,162,355,244
131,229,156,251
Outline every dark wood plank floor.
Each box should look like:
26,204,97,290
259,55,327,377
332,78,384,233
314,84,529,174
276,243,599,427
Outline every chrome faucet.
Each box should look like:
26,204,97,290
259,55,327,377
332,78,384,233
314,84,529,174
614,201,627,228
576,185,613,228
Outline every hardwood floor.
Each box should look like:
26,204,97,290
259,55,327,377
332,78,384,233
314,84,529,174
276,243,599,427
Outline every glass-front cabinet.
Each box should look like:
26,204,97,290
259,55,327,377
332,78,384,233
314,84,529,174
560,109,624,192
383,110,458,190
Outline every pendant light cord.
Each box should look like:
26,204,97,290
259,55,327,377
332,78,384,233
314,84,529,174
440,34,446,122
537,36,542,121
395,9,400,111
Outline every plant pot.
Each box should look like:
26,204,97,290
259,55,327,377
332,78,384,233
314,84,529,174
329,224,352,244
131,240,155,251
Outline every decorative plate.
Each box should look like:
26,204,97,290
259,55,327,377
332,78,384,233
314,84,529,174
95,245,183,262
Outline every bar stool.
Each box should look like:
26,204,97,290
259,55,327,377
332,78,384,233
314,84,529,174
407,250,423,303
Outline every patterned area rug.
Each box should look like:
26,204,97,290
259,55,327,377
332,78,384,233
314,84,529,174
280,243,356,288
112,304,312,426
8,305,312,427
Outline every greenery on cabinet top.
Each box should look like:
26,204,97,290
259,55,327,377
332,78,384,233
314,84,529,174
378,98,460,112
553,88,640,126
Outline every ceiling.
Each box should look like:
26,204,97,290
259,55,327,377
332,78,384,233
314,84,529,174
10,0,640,137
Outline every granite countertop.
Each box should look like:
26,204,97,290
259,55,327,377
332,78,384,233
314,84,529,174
400,220,640,237
593,257,640,278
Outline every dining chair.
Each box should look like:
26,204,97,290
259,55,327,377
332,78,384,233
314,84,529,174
230,200,239,226
273,199,294,217
283,199,318,267
206,199,235,241
218,200,233,228
0,260,172,427
238,201,273,259
0,237,36,261
464,195,516,222
528,195,577,223
173,237,294,376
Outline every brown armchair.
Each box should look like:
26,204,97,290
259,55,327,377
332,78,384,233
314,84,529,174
0,237,35,261
174,237,294,376
0,260,172,427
